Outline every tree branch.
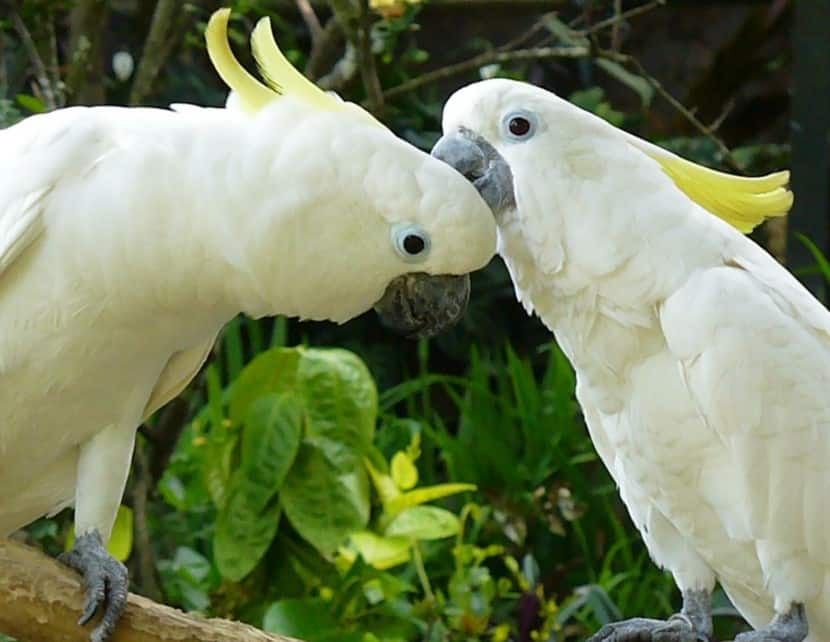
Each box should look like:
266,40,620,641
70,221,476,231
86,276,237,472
579,0,666,36
129,0,182,105
0,539,299,642
357,0,384,114
610,52,741,171
11,12,58,110
296,0,324,43
382,44,588,100
65,0,109,105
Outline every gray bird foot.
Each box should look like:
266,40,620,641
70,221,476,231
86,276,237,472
588,590,712,642
59,530,129,642
587,615,709,642
733,603,808,642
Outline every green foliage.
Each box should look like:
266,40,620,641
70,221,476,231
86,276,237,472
207,347,377,574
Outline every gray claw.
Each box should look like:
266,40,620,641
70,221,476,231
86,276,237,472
59,530,129,642
588,617,705,642
732,603,808,642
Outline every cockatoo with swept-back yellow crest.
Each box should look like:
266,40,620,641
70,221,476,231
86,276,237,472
432,78,826,642
0,9,495,641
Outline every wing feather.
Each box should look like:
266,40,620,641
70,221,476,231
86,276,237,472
660,242,830,562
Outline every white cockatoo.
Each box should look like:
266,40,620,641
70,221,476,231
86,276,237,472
432,78,825,642
0,9,496,641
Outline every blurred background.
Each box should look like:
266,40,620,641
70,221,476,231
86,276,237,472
1,1,828,641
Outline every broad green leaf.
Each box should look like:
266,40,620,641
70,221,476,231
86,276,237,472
65,506,133,562
299,349,377,470
203,424,240,509
384,483,476,518
282,444,370,556
349,531,411,570
229,348,302,425
214,494,281,581
262,598,339,639
390,451,418,490
214,395,302,580
385,506,460,540
240,394,303,493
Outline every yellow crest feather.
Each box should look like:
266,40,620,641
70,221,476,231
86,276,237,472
250,17,341,112
206,8,382,127
205,9,275,113
648,154,793,233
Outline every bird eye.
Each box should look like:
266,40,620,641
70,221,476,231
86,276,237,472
509,117,531,136
392,224,431,262
502,110,538,141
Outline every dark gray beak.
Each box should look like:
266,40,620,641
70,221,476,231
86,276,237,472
374,273,470,339
431,128,515,217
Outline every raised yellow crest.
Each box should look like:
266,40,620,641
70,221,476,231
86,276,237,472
205,8,380,126
627,136,793,233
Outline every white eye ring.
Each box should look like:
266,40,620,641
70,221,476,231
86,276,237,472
392,223,431,262
502,110,538,141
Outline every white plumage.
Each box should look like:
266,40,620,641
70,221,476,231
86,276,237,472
0,90,495,541
438,78,827,640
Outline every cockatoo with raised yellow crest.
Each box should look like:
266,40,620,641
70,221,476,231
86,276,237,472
432,79,826,642
0,9,495,641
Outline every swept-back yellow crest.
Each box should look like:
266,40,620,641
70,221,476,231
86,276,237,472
626,136,793,233
205,8,380,125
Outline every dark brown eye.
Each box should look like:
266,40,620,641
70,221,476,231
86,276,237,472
509,116,531,137
403,234,426,255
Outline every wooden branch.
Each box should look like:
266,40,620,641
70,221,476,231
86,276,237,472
610,52,741,171
296,0,324,43
65,0,109,105
0,539,299,642
10,12,58,110
357,0,384,114
382,44,588,100
129,0,181,105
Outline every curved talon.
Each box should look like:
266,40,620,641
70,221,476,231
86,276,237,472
59,531,129,642
587,616,703,642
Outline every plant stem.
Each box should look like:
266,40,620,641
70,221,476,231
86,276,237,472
412,541,435,603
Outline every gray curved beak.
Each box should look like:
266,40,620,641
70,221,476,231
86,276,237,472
431,128,515,217
374,273,470,339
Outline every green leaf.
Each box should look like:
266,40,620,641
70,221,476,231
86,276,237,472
541,14,588,47
282,444,370,556
349,531,411,569
107,505,134,562
229,348,302,426
240,394,304,493
214,394,303,580
15,93,46,113
595,59,654,107
214,495,281,582
365,456,401,505
384,506,460,540
262,598,339,640
299,349,378,470
384,483,476,517
390,452,418,490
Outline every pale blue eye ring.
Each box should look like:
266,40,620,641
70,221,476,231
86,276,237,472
392,223,431,262
502,110,538,141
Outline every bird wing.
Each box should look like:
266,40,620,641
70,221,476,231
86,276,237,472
659,235,830,563
0,108,114,278
142,337,217,420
